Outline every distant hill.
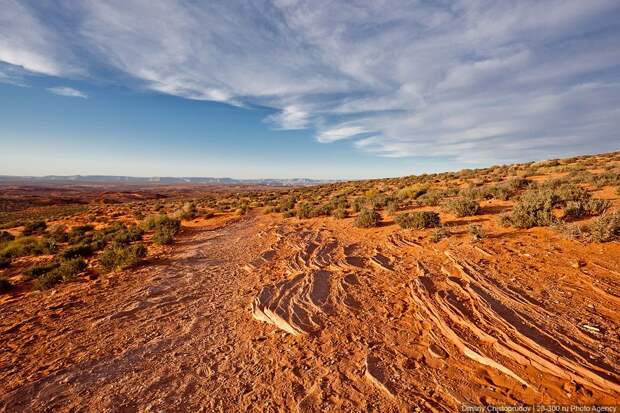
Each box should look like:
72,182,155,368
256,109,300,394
0,175,334,187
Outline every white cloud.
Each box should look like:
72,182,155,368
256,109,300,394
317,125,369,143
0,0,80,76
47,86,88,98
0,0,619,163
266,105,310,129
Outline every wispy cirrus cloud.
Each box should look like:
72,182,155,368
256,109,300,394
1,0,619,164
47,86,88,98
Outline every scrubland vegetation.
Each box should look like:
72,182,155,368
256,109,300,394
1,150,619,295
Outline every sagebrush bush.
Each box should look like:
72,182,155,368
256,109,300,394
394,211,440,229
296,203,313,219
332,207,348,219
587,210,620,242
109,225,144,245
355,208,380,228
444,197,480,217
68,224,95,243
386,200,400,216
352,197,366,213
507,184,605,228
152,226,176,245
563,199,610,219
142,215,178,231
235,204,248,215
507,190,557,228
416,190,443,207
100,243,147,272
397,184,428,200
143,215,181,245
0,236,51,259
33,258,87,290
177,202,199,220
277,196,297,212
22,220,47,236
62,243,94,259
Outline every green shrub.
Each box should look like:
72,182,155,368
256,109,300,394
62,243,93,259
355,208,381,228
33,258,87,290
142,214,170,230
33,271,62,290
328,196,348,210
99,243,147,272
592,172,620,188
394,211,440,229
386,201,399,216
277,196,297,212
22,220,47,235
486,185,513,200
397,184,428,200
564,199,611,219
236,204,250,215
352,197,366,213
505,177,533,191
177,202,199,220
507,184,599,228
0,236,51,258
587,210,620,242
416,190,443,207
311,204,332,217
143,215,181,245
109,225,143,245
332,207,348,219
68,224,95,243
507,190,557,228
296,203,313,219
152,226,176,245
444,197,480,217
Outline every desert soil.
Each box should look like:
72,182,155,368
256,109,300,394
1,212,619,412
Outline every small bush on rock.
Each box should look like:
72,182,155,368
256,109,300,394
355,208,380,228
100,243,147,272
394,211,440,229
444,197,480,217
587,210,620,242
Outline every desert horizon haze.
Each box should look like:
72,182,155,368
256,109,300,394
1,0,620,179
1,1,620,412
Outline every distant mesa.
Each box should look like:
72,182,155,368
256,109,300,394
0,175,334,186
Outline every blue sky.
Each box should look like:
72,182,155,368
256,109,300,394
1,1,619,179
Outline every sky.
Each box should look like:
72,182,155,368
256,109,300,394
1,0,619,180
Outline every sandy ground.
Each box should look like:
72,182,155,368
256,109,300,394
1,212,619,411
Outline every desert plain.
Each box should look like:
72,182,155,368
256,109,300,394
1,151,619,412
